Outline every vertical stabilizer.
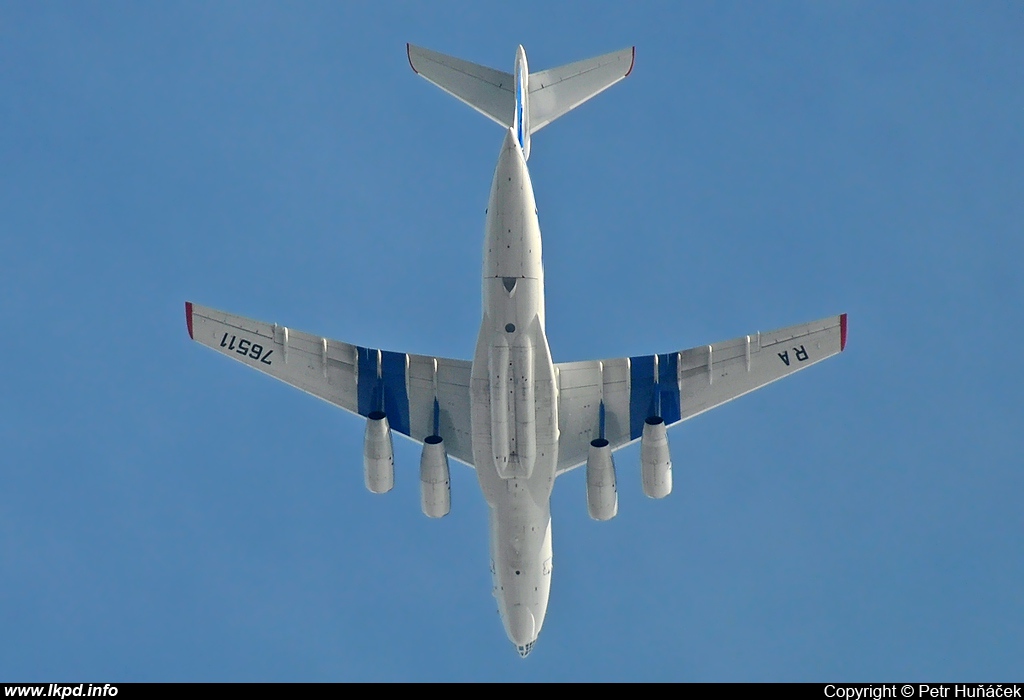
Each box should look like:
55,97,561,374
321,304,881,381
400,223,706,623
513,45,532,159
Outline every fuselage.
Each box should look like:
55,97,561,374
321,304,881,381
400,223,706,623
469,127,556,657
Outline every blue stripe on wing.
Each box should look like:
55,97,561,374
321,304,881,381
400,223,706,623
356,346,411,437
629,353,681,439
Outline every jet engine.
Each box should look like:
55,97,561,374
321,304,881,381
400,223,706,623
419,435,451,518
363,411,394,494
640,417,672,499
585,438,618,520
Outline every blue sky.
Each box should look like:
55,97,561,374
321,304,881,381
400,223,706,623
2,2,1022,681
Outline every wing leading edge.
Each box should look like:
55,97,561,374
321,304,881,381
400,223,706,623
186,302,475,468
554,314,848,474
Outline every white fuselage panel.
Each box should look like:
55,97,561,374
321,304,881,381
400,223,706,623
471,128,557,652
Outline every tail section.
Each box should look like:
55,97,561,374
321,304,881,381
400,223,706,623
527,46,634,133
408,43,634,159
407,44,515,129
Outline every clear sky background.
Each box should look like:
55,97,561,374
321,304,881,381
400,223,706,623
2,1,1022,682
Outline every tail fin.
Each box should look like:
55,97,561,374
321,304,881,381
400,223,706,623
407,43,634,143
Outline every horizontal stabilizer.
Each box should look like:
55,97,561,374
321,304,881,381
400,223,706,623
407,43,514,128
528,46,634,133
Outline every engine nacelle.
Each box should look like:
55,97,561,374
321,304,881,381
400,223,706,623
363,411,394,494
586,438,618,521
419,435,451,518
640,417,672,499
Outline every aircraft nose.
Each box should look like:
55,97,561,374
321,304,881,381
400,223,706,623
507,603,536,647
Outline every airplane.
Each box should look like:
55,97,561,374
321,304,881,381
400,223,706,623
185,43,847,658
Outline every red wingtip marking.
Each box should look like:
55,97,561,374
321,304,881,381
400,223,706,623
407,43,418,74
185,301,194,340
840,313,848,351
624,46,635,77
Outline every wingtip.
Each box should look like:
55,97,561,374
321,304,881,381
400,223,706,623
625,46,636,77
839,313,848,351
407,43,418,74
185,301,194,340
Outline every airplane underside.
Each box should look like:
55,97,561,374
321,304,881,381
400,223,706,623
185,42,847,658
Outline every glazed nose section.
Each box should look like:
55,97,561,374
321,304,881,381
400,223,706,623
507,603,536,648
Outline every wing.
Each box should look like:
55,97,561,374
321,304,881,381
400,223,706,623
186,302,475,468
554,314,848,474
528,46,635,133
407,43,515,129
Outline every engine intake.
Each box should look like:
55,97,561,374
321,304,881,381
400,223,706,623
640,417,672,499
420,435,451,518
589,438,618,519
363,411,394,494
586,438,618,521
